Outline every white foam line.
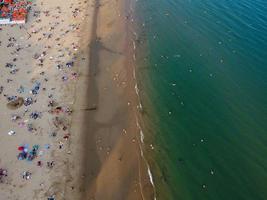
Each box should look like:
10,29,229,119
136,118,140,128
137,139,157,200
131,34,157,198
133,67,136,80
139,139,157,200
133,31,137,39
140,129,144,143
134,83,144,112
135,84,139,96
132,39,136,50
147,165,155,186
135,115,157,200
138,103,143,111
140,145,144,157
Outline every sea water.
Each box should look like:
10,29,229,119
135,0,267,199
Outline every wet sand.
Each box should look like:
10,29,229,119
68,0,154,199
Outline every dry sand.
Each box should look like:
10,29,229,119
0,0,154,199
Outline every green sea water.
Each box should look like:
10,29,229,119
135,0,267,199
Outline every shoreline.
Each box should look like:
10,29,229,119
124,1,157,199
69,0,155,199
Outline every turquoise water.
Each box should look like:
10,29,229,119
135,0,267,199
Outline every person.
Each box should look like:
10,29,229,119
22,171,31,180
47,196,55,200
0,168,7,182
37,161,42,167
47,161,55,169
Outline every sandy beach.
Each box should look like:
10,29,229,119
0,0,153,199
